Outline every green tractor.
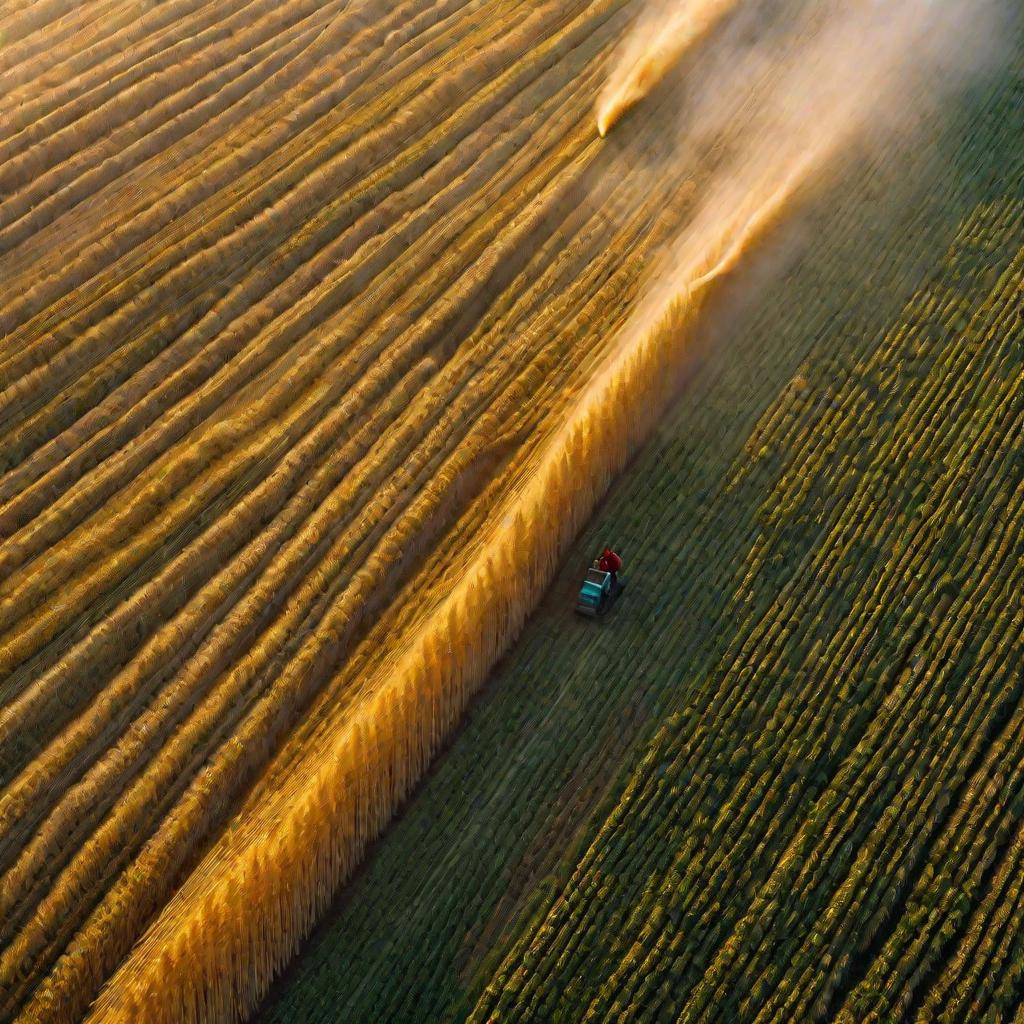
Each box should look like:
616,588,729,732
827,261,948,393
575,548,625,618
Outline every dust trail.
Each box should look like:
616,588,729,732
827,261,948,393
595,0,741,136
605,0,1009,373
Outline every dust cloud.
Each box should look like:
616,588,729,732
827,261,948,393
595,0,741,137
597,0,1011,381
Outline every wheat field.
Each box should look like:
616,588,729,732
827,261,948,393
1,1,1020,1023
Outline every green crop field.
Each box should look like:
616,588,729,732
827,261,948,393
257,22,1024,1024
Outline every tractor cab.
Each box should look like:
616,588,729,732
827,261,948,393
575,566,625,618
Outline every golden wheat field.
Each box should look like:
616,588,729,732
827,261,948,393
1,0,1020,1022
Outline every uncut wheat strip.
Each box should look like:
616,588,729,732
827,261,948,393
0,0,462,290
0,0,82,43
0,91,604,689
241,230,663,782
0,338,510,978
48,226,647,1015
0,92,606,790
0,5,398,465
0,0,340,252
0,110,627,898
0,0,247,162
175,298,605,794
0,5,604,544
0,2,558,479
0,0,547,380
481,214,1024,1015
0,4,614,606
244,297,631,773
0,0,573,547
161,292,679,1019
0,0,223,150
0,8,520,495
0,353,448,892
253,291,652,813
193,167,745,921
251,153,695,773
227,135,662,676
235,389,605,851
0,140,598,753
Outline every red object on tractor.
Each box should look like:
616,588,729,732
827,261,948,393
598,548,622,574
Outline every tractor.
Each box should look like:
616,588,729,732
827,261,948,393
575,548,625,618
